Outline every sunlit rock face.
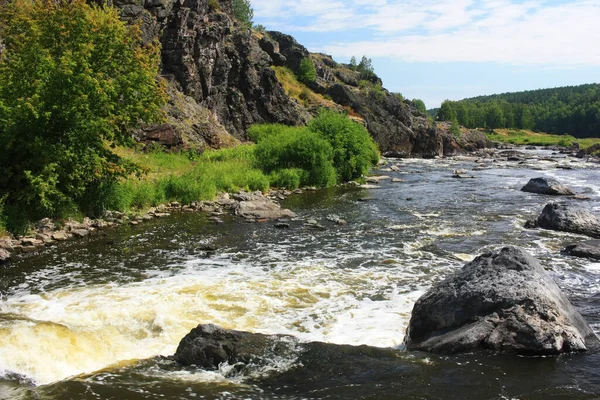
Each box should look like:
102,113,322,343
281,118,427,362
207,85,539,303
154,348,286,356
404,246,600,355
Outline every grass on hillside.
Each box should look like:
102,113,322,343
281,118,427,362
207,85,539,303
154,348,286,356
271,66,338,109
486,129,600,150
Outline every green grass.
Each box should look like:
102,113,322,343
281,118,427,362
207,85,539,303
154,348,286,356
98,144,269,214
0,111,380,233
485,129,600,149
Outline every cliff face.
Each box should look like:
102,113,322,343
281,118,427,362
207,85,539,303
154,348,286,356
110,0,473,156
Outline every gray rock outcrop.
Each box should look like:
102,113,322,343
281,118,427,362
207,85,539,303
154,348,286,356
101,0,483,156
526,203,600,238
562,240,600,260
521,178,575,196
404,246,599,355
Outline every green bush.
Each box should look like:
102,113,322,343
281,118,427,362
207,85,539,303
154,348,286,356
297,57,316,84
308,109,379,182
450,119,461,138
248,124,297,144
254,127,337,188
130,181,161,208
0,195,7,236
208,0,219,12
163,175,217,205
269,168,303,189
0,0,165,229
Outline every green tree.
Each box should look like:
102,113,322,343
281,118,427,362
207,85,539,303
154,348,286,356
450,119,461,137
0,0,165,230
297,57,316,84
357,56,375,81
232,0,254,28
486,103,504,129
438,100,457,121
349,56,357,70
412,99,427,115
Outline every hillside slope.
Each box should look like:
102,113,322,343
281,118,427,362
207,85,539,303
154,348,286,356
432,84,600,138
109,0,483,156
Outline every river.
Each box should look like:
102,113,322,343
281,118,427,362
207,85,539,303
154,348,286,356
1,150,599,399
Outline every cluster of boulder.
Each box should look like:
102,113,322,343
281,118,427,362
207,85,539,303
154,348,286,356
521,177,600,260
171,172,600,371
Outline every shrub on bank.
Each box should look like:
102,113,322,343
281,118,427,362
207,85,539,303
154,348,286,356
308,109,380,182
0,0,165,232
250,111,380,188
254,127,337,188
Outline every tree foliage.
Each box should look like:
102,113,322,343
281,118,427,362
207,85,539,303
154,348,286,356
434,84,600,137
308,109,380,183
349,55,378,82
232,0,254,28
250,110,379,187
0,0,165,230
412,99,427,115
297,57,316,84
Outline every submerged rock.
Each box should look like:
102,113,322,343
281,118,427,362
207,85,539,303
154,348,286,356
562,240,600,261
521,177,575,196
526,202,600,238
404,246,599,355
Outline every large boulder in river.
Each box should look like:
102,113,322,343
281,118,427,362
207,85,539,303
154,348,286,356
174,324,299,370
174,324,399,376
521,177,575,196
404,246,599,355
526,202,600,238
562,240,600,261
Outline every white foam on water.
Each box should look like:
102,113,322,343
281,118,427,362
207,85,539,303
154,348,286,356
0,258,427,385
584,263,600,271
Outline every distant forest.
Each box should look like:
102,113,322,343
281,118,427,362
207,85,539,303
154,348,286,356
430,84,600,138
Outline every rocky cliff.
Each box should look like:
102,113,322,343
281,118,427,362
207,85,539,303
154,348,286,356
107,0,480,156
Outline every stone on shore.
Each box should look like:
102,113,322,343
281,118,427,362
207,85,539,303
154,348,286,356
404,246,599,355
526,202,600,238
233,192,296,221
521,177,575,196
0,249,11,265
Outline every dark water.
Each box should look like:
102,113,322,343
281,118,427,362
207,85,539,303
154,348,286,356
1,151,600,399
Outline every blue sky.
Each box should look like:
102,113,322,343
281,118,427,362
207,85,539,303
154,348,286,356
252,0,600,108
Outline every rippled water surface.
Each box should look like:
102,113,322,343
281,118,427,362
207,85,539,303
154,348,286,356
1,150,600,399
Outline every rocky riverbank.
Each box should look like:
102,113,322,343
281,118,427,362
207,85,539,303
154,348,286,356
0,188,305,265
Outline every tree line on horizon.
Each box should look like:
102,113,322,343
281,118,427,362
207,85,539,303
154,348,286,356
433,84,600,138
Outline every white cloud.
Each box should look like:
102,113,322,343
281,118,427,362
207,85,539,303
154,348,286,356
253,0,600,66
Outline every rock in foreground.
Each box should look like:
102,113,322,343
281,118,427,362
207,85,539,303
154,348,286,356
526,202,600,238
174,324,399,376
562,240,600,260
521,177,575,196
404,246,599,355
174,324,299,370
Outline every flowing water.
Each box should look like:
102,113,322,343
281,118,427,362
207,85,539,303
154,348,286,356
1,150,600,399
